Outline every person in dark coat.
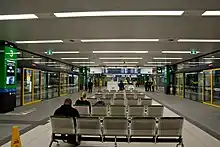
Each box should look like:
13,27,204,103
54,98,80,145
88,80,93,93
118,80,125,91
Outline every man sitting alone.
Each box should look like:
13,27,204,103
54,98,80,145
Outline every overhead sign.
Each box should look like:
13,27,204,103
191,49,198,55
46,49,53,55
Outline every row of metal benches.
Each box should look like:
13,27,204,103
88,97,152,106
94,93,146,99
50,116,184,147
74,105,164,118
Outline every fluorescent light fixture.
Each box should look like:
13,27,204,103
188,61,212,64
202,11,220,16
203,57,220,60
81,39,159,43
47,64,61,67
148,62,172,64
100,57,142,60
34,62,56,64
17,58,42,60
80,64,99,67
61,58,89,60
54,11,184,18
153,57,182,60
93,51,148,53
103,62,124,64
144,64,164,67
105,64,137,67
15,40,63,44
44,51,79,54
0,14,38,20
162,51,200,54
178,39,220,43
72,62,95,64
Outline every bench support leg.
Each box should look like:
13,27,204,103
114,136,117,147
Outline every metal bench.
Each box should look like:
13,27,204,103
74,106,90,116
147,105,164,118
127,99,138,105
49,116,76,147
95,93,104,99
126,93,135,99
91,105,108,117
128,105,145,117
105,93,114,99
87,98,98,105
140,98,152,106
115,93,125,99
109,105,126,117
113,98,125,105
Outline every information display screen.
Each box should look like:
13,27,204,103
103,68,140,74
6,60,15,85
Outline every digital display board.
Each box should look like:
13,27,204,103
103,68,141,74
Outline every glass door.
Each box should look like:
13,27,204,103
203,70,212,104
179,73,184,98
175,74,180,96
211,69,220,107
60,73,68,96
22,68,42,105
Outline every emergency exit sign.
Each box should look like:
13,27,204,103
191,49,198,55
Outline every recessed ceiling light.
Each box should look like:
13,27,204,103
61,58,89,60
15,40,63,44
72,62,95,63
93,51,148,53
178,39,220,43
202,11,220,16
147,62,172,64
0,14,38,20
100,57,143,60
153,57,182,60
44,51,79,54
81,39,159,43
162,51,200,54
54,11,184,18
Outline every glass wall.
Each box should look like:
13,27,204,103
213,69,220,105
48,72,59,99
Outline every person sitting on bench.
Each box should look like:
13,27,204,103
54,98,80,145
75,92,91,113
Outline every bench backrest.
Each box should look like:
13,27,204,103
140,99,152,106
128,105,145,117
95,93,104,99
131,117,156,136
115,93,124,99
137,93,145,99
50,116,75,134
103,117,128,136
100,98,112,105
92,106,108,116
126,93,135,99
158,117,184,137
105,93,114,99
87,98,98,105
127,99,138,106
74,106,90,116
113,98,125,105
76,117,101,135
110,105,126,117
147,105,164,118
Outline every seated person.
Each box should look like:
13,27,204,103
75,92,91,113
54,98,80,145
94,100,105,106
118,80,125,91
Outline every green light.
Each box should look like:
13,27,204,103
191,49,198,55
46,49,53,55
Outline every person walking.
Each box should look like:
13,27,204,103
88,80,93,93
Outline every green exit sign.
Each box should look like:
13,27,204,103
191,49,198,55
46,49,53,55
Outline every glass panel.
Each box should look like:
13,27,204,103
185,72,199,101
48,72,59,99
175,74,180,95
34,70,41,100
204,70,212,103
23,69,33,103
198,72,203,102
179,73,184,97
212,70,220,106
60,73,68,95
42,71,48,100
16,68,22,106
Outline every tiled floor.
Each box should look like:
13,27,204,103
2,100,220,147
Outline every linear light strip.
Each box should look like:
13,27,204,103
178,39,220,43
61,58,89,60
54,11,184,18
162,51,200,54
188,62,212,64
148,62,172,64
72,62,95,63
82,39,159,43
202,11,220,16
100,57,142,60
153,57,182,60
0,14,38,20
34,62,56,64
93,51,148,53
17,58,42,60
44,51,79,54
103,62,139,64
105,64,137,67
15,40,63,44
203,58,220,60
